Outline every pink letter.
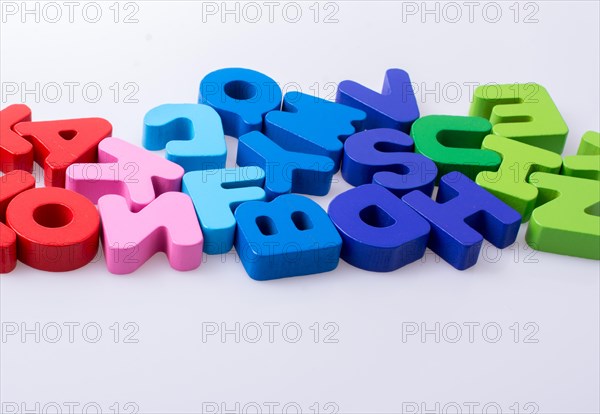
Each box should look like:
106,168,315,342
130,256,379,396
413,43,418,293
66,137,184,212
99,192,203,274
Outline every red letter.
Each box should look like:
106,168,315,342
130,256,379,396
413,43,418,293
14,117,112,187
0,170,35,273
0,104,33,173
6,187,100,271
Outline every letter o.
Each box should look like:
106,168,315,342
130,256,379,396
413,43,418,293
6,187,100,271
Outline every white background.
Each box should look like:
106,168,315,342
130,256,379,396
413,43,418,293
1,1,599,413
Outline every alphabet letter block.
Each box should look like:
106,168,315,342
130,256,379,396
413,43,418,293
6,187,100,272
477,135,562,221
98,192,204,274
410,115,501,181
336,69,419,132
469,83,568,153
0,104,33,173
402,173,521,270
234,194,342,280
183,167,265,255
265,92,366,171
143,104,226,172
562,131,600,181
237,131,335,199
199,68,282,137
342,128,437,197
0,170,35,273
66,137,184,212
328,184,430,272
13,117,112,187
526,173,599,260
